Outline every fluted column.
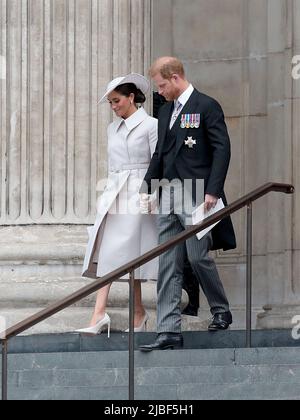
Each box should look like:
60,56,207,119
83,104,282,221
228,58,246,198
0,0,153,333
0,0,152,226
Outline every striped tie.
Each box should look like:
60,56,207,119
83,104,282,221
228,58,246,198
170,100,182,129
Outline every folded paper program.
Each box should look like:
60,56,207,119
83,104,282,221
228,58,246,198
192,199,225,240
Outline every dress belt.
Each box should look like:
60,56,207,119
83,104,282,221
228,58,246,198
109,163,150,173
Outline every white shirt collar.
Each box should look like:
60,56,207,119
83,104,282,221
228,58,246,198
176,84,194,108
116,107,148,132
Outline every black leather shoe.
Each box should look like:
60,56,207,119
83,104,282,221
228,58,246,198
181,303,198,317
139,333,184,352
208,311,232,331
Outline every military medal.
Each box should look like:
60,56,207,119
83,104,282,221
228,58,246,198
186,114,190,129
185,136,197,149
181,115,186,129
190,114,195,129
180,114,200,129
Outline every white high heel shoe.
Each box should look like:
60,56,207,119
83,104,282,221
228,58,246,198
125,312,149,333
75,313,111,337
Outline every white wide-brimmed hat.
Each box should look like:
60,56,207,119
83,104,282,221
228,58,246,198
98,73,150,104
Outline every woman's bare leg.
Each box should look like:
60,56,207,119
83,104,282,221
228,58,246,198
90,283,112,326
134,280,147,327
90,280,147,327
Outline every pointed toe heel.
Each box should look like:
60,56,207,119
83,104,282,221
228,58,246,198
125,312,149,333
75,313,111,337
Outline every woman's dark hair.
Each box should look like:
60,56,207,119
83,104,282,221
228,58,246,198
114,83,146,104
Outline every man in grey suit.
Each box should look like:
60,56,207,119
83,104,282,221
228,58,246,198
153,91,200,318
140,57,236,351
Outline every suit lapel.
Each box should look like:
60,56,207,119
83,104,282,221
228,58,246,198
158,102,174,152
175,89,200,156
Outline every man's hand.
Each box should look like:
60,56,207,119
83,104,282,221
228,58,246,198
204,194,218,212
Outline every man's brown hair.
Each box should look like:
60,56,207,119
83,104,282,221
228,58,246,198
149,57,185,80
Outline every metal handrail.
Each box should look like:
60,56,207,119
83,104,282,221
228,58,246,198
0,182,294,400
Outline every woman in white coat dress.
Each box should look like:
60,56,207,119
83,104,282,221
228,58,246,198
76,74,158,336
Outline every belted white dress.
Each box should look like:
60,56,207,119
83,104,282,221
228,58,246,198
82,107,158,280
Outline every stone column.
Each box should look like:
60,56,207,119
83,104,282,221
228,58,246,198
0,0,153,333
257,0,300,328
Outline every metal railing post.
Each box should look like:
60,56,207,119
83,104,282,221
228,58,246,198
128,270,135,400
2,340,8,401
246,203,253,348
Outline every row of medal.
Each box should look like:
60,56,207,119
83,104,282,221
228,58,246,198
180,113,201,129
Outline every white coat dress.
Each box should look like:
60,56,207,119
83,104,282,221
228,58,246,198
82,107,158,280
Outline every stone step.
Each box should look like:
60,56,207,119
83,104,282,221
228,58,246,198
4,347,300,371
5,385,173,401
2,330,300,354
1,305,262,335
5,363,300,388
2,347,300,400
176,382,300,401
0,272,264,334
1,333,300,400
6,381,300,400
0,279,160,310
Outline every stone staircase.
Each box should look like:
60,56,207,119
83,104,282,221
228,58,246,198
1,330,300,400
0,278,264,335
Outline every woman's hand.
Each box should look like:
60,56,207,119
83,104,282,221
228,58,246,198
140,194,157,214
140,194,151,214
